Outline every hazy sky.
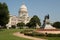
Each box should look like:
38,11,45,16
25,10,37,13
0,0,60,23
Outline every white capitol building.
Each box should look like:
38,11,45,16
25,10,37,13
7,3,30,29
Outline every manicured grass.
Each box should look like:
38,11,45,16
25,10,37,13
0,29,31,40
47,37,60,40
37,36,60,40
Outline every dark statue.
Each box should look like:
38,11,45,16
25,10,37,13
42,14,50,28
45,14,49,19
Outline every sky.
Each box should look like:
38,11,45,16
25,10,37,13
0,0,60,23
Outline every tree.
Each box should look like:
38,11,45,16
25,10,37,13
11,25,16,29
26,15,41,28
0,2,9,28
52,22,60,28
17,22,25,29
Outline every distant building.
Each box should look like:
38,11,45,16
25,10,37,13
18,3,30,24
6,3,30,29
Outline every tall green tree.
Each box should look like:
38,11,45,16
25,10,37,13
0,2,9,28
26,15,41,28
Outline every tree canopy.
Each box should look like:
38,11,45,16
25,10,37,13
52,22,60,29
26,15,41,28
0,2,9,27
17,22,25,28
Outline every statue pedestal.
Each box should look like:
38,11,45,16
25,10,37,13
44,24,56,29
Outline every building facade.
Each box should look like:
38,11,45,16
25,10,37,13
6,3,30,29
18,3,30,24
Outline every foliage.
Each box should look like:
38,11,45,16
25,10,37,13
26,15,41,28
24,31,45,37
17,22,25,29
22,29,60,37
24,31,60,37
11,25,16,29
0,2,9,27
46,34,60,37
26,22,36,28
20,29,33,33
52,22,60,28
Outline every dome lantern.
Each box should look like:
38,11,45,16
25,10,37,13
20,3,27,12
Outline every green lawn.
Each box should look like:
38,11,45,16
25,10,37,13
47,37,60,40
38,36,60,40
0,29,31,40
0,29,60,40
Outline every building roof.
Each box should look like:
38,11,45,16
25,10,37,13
20,3,27,12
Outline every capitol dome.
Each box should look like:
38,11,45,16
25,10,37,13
20,3,28,12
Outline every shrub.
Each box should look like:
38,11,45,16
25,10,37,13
11,25,16,29
32,32,45,36
24,31,45,37
24,31,60,37
24,32,33,36
20,29,60,37
17,22,25,29
47,34,60,37
20,29,33,33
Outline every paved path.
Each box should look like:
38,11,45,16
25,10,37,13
13,32,47,40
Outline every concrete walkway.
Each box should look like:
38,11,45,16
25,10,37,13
13,32,46,40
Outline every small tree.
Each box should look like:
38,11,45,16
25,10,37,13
52,22,60,29
26,15,41,28
17,22,25,29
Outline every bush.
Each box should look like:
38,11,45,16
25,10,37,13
24,32,33,36
47,34,60,37
24,31,45,37
20,29,60,37
24,31,60,37
11,25,16,29
20,29,33,33
17,22,25,29
32,32,45,36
